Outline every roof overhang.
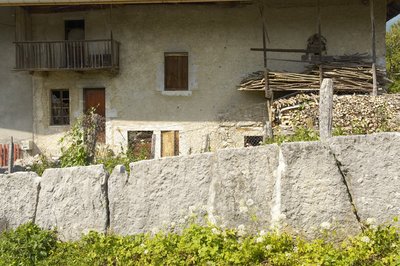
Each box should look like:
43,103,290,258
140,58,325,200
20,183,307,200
0,0,399,21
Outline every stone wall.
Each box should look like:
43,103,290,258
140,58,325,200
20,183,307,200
0,133,399,240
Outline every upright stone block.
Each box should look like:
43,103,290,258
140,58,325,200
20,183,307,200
109,153,214,235
35,165,108,240
0,172,40,232
280,142,360,237
329,133,400,223
212,145,279,230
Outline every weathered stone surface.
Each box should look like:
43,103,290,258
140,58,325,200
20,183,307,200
0,172,40,232
109,154,214,235
329,133,400,224
211,145,279,231
36,165,108,240
280,142,360,238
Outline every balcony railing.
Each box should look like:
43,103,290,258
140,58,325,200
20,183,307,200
15,39,120,71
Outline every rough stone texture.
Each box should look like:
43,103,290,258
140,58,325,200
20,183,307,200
280,142,360,238
211,145,279,230
0,172,40,232
35,165,108,241
329,133,400,224
109,153,214,235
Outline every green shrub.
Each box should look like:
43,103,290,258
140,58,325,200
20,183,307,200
2,221,400,265
266,127,320,145
0,223,57,266
29,154,58,176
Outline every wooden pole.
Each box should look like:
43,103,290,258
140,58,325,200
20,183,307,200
8,137,14,174
317,0,323,84
370,0,378,96
319,79,333,141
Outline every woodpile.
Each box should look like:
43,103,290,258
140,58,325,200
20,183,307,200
272,93,400,136
238,55,387,93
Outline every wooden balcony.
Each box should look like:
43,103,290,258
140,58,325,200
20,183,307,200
14,39,120,72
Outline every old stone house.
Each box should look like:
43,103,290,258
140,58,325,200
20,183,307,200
0,0,396,159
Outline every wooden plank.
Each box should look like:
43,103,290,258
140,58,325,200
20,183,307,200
161,131,177,158
370,0,378,96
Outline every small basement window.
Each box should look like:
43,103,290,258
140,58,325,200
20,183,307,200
164,52,188,91
128,131,154,160
244,136,263,147
50,89,70,125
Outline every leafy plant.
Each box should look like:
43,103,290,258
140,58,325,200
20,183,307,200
59,108,104,168
266,127,320,145
28,154,59,176
0,222,57,266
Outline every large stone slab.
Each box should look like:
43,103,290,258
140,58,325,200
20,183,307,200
211,145,279,231
280,142,360,238
0,172,40,232
36,165,108,240
329,133,400,224
109,153,214,235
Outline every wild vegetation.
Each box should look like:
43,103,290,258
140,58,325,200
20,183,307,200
1,220,400,266
386,21,400,94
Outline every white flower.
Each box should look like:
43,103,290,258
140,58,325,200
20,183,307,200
246,199,255,207
237,230,246,237
259,230,266,236
238,224,245,231
320,222,331,230
189,205,196,213
211,228,221,235
366,218,376,225
170,222,176,228
239,206,249,213
361,236,371,243
265,244,273,251
144,249,149,255
293,247,299,253
256,237,263,243
140,243,145,248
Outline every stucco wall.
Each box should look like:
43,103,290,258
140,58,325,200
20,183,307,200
29,1,387,155
0,133,399,240
0,7,33,144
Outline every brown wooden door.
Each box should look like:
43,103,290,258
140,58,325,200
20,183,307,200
84,88,106,143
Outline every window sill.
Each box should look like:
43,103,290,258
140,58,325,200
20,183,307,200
161,91,192,97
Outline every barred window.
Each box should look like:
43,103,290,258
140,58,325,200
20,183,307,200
50,89,70,125
244,136,263,147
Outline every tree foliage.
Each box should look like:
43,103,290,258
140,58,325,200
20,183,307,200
386,22,400,93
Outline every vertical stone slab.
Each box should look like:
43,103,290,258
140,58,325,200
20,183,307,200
212,145,279,230
280,142,360,238
35,165,108,241
109,153,214,235
319,78,333,141
0,172,40,232
329,133,400,223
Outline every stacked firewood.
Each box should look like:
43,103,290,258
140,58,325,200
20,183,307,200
238,55,386,93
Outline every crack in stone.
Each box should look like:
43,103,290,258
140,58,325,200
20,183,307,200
32,178,41,224
103,172,110,232
330,149,363,230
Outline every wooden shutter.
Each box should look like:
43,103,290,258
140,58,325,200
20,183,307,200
161,131,179,157
165,53,188,91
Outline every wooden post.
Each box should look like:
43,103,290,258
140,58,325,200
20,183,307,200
319,79,333,141
317,0,323,84
370,0,378,96
8,137,14,174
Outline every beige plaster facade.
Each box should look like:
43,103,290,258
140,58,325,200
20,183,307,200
0,7,32,144
1,0,388,157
